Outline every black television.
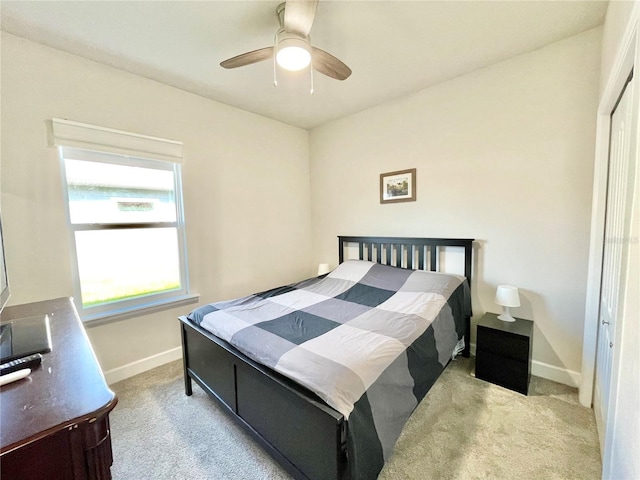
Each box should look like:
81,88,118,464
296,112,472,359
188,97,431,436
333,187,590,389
0,216,52,362
0,215,9,314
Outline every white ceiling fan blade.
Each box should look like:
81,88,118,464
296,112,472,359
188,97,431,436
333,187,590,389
284,0,318,37
312,47,352,80
220,47,274,69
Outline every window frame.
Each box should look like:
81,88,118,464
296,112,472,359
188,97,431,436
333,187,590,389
59,146,193,322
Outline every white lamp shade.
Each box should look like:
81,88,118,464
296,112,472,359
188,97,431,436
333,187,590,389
495,285,521,307
317,263,331,276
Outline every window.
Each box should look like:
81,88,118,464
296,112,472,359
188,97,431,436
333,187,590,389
53,120,192,321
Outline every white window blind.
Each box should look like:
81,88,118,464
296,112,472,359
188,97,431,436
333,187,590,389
51,118,183,163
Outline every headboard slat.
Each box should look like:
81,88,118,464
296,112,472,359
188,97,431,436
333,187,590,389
430,246,437,272
418,246,425,270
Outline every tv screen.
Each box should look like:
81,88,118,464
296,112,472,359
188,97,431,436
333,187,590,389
0,216,10,315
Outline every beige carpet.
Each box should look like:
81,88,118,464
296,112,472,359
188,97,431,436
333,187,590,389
110,357,601,480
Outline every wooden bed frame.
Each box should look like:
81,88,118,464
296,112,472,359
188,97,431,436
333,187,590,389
179,236,474,480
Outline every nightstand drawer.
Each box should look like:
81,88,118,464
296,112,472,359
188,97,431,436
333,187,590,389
477,326,529,362
476,349,530,395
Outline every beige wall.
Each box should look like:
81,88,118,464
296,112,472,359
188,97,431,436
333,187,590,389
1,26,603,381
0,33,312,372
309,28,602,377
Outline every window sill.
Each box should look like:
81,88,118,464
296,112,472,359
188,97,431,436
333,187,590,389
81,293,200,326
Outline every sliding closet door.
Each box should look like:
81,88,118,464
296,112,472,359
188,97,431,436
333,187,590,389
593,73,634,444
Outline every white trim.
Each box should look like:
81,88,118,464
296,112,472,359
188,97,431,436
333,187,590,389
469,343,580,387
81,293,199,326
580,112,612,407
531,359,580,388
51,118,183,162
105,343,582,390
58,147,192,322
102,346,182,385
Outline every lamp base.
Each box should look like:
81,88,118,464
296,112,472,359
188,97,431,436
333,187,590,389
497,313,516,322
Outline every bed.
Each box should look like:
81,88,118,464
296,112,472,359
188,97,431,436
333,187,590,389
179,236,473,480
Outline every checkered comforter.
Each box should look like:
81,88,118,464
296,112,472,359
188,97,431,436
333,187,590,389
188,260,471,480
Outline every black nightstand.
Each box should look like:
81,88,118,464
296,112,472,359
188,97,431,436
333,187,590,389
475,312,533,395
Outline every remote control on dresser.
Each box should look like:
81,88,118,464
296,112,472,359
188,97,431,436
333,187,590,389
0,353,43,376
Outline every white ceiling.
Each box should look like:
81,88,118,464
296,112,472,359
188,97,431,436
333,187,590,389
1,1,607,130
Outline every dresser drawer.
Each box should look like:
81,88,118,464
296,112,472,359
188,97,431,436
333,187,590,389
477,325,530,362
476,349,530,395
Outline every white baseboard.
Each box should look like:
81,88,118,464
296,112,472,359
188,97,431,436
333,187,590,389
103,346,182,385
531,359,580,387
105,344,581,388
469,343,580,388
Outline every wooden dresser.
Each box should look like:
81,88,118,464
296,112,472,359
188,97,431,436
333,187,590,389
0,297,117,480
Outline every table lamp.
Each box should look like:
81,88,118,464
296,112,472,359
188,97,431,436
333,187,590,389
318,263,331,276
495,285,520,322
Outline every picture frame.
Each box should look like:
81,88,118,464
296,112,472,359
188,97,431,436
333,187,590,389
379,168,416,204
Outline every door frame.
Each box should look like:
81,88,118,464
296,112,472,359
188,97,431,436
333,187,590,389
580,3,640,477
580,5,639,408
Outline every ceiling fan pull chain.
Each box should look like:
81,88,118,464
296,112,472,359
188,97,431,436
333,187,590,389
273,56,278,87
310,56,314,95
273,32,279,87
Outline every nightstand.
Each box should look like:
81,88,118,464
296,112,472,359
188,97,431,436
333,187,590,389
475,312,533,395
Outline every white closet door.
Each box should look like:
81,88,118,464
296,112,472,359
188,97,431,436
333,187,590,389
594,74,634,445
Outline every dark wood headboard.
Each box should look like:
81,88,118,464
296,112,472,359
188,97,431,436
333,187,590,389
338,236,474,288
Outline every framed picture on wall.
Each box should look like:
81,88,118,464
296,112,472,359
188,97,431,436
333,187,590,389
380,168,416,204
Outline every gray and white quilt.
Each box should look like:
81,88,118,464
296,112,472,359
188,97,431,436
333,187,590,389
188,260,471,480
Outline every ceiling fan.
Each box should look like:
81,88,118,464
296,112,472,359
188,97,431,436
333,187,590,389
220,0,352,82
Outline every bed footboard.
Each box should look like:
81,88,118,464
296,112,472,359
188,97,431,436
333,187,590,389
180,317,347,480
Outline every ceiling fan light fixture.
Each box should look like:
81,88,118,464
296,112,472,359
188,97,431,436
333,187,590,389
275,32,311,71
221,1,351,82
